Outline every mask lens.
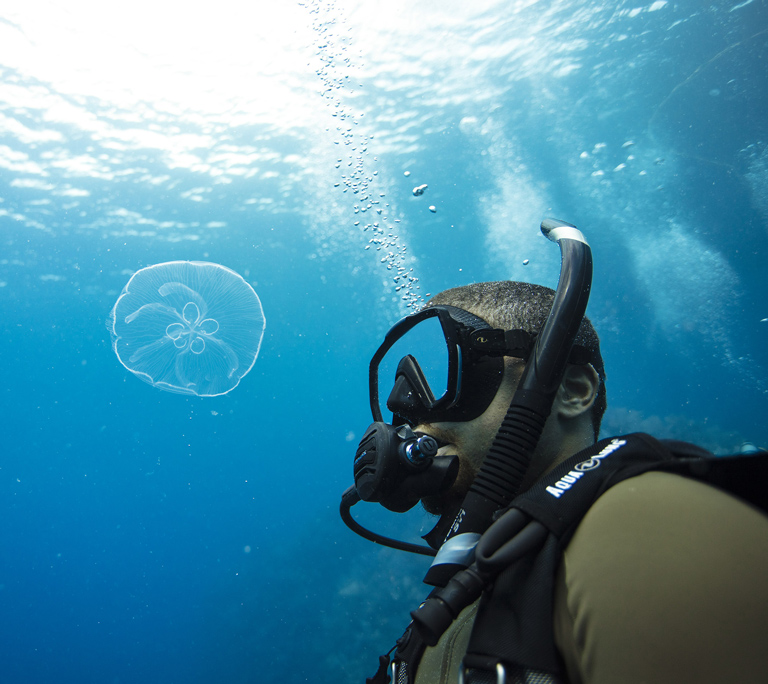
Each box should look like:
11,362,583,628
377,316,450,424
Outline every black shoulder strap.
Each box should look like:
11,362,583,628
654,443,768,516
463,433,768,682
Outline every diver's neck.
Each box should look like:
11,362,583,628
520,424,595,492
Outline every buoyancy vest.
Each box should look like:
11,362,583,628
371,433,768,684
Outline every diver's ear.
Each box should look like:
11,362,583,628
554,364,599,419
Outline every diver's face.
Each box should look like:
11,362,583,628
415,358,524,515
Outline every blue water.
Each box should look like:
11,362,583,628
1,1,766,682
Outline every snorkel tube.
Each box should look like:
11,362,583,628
423,219,593,586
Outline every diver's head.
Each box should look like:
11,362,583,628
425,281,607,439
369,280,606,513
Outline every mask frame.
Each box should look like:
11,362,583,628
369,305,602,428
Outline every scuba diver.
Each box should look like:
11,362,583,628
341,220,768,684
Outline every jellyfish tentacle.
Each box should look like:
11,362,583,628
202,334,240,378
125,302,179,324
159,282,208,318
173,347,196,391
127,336,173,365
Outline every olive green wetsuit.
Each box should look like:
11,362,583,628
416,471,768,684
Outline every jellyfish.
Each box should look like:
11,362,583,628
108,261,266,396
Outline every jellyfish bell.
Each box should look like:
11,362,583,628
109,261,266,397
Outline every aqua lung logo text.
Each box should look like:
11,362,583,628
445,508,466,541
546,439,627,499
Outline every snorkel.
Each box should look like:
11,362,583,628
424,219,592,584
340,219,593,572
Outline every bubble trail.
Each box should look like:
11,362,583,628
301,0,424,311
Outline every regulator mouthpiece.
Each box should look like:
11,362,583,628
354,422,458,513
339,422,459,557
402,434,439,466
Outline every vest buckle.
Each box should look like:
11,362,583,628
458,661,506,684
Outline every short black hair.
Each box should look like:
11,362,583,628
426,281,606,439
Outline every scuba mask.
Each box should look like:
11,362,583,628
369,304,600,428
369,305,506,427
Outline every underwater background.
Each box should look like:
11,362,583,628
1,0,766,682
